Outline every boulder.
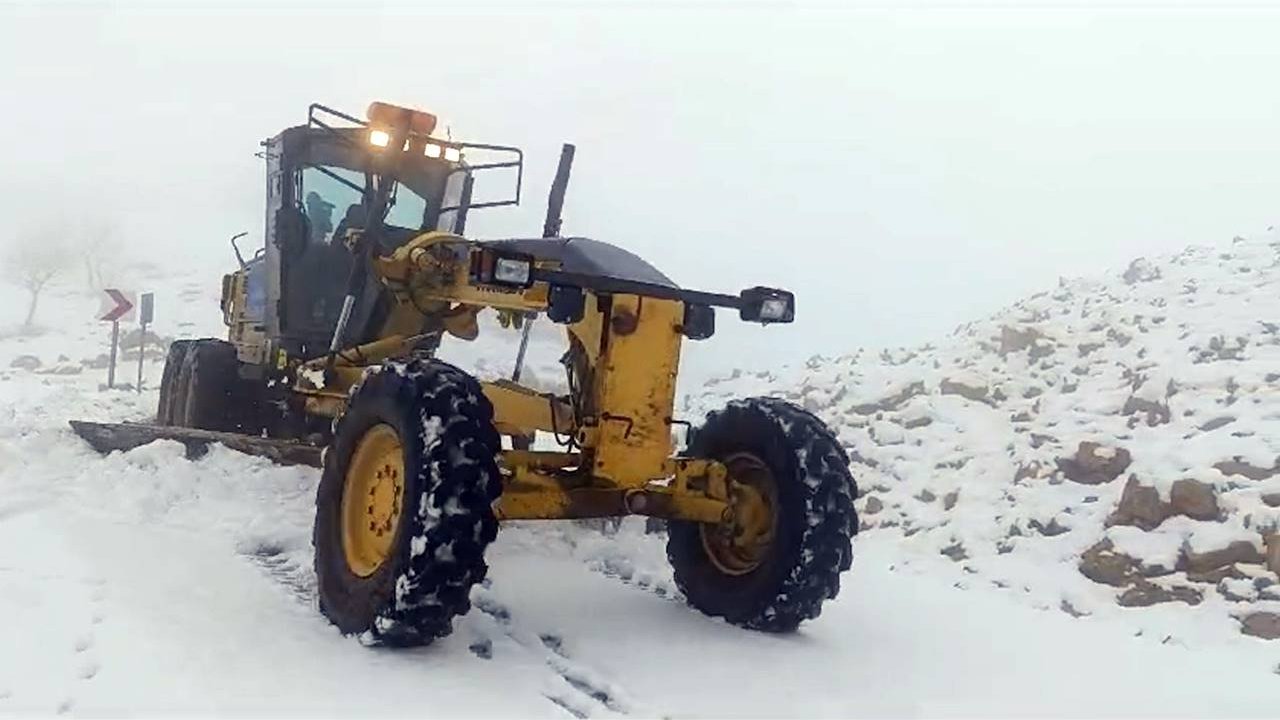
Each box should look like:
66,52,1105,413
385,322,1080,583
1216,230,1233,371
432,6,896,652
869,421,906,446
1079,540,1139,587
119,328,166,350
1030,433,1055,449
1183,541,1264,573
1117,579,1202,607
1057,442,1131,485
1108,477,1222,529
943,490,960,511
940,542,968,562
1122,395,1171,426
1122,257,1161,285
1265,534,1280,575
1077,342,1104,357
9,355,40,370
1014,461,1048,483
81,354,112,369
1168,479,1220,521
863,496,884,516
940,376,990,404
850,381,926,415
1262,493,1280,508
1214,458,1280,481
999,325,1045,356
1186,563,1248,584
1029,517,1071,537
1217,578,1258,603
1239,612,1280,640
1106,476,1167,530
35,364,83,376
1028,341,1055,361
1198,416,1235,432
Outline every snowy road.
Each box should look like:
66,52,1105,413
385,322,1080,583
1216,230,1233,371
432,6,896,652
2,278,1280,716
3,436,1279,717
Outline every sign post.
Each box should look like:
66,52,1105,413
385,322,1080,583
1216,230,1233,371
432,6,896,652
98,289,136,390
108,321,120,388
137,293,154,393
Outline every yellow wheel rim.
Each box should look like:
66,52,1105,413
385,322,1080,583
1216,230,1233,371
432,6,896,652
700,452,778,576
340,424,406,578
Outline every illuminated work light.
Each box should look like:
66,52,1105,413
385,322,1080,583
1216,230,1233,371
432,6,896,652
369,130,391,148
423,143,462,162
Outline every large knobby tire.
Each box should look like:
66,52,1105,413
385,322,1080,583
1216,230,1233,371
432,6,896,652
156,339,195,425
667,397,858,632
176,339,241,432
313,359,502,646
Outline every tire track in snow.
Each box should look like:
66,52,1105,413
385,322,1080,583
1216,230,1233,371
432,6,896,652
241,544,317,607
472,582,634,718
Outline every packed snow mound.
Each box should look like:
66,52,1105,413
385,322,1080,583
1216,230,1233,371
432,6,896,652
690,231,1280,644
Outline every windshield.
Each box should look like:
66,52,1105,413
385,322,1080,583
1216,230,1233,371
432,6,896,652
300,165,428,243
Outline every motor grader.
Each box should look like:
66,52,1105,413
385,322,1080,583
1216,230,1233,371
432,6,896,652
72,102,858,646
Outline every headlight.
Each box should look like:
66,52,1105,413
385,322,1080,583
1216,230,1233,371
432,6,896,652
738,287,795,324
493,257,532,286
369,130,391,147
470,248,535,289
759,298,789,321
423,143,461,162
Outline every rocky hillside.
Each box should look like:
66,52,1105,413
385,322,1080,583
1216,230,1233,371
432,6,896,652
689,232,1280,647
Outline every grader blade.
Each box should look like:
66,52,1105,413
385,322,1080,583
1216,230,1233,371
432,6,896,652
68,420,323,468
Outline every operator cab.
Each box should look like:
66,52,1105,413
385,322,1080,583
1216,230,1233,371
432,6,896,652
251,104,522,359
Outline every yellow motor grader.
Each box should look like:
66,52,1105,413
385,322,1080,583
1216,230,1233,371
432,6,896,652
72,102,858,646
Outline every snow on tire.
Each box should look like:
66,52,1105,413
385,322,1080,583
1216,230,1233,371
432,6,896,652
313,359,502,647
667,397,858,631
156,339,194,425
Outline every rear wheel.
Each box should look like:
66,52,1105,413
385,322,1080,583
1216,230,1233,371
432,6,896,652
156,340,194,425
313,359,502,646
176,339,241,432
667,397,857,632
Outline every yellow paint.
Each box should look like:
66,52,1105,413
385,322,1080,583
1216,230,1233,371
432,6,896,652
699,452,778,575
483,381,575,437
591,295,683,485
340,424,406,577
283,226,738,528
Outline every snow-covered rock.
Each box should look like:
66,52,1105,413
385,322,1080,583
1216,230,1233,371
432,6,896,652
690,229,1280,648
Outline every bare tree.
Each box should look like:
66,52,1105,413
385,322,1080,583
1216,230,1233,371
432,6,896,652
77,219,126,292
4,227,69,332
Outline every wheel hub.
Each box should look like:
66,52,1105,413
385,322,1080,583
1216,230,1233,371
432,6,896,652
341,424,406,578
700,452,778,575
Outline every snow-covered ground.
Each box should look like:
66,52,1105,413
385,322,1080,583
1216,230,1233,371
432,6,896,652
3,233,1280,716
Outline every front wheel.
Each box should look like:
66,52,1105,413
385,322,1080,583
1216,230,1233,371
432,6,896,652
313,359,502,646
667,397,857,631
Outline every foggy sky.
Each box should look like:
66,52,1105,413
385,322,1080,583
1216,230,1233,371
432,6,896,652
3,1,1278,382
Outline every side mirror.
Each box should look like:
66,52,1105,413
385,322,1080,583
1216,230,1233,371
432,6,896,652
230,231,250,268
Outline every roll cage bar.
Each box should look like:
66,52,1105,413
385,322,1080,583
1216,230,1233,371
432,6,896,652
306,103,525,213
